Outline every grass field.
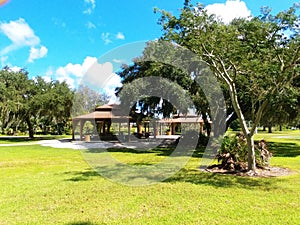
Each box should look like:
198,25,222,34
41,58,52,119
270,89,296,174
0,131,299,225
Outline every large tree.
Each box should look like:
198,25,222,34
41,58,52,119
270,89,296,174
0,67,74,138
155,1,300,172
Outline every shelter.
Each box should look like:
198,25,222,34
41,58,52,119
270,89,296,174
158,114,206,135
72,104,131,140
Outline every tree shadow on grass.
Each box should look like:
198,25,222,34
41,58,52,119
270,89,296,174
85,144,205,158
65,222,100,225
164,168,283,190
63,166,281,191
268,142,300,157
63,169,100,182
0,136,65,143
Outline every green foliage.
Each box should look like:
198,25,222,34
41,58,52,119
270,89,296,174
155,2,300,171
0,67,74,137
72,84,108,116
229,119,241,131
218,133,272,170
217,134,248,170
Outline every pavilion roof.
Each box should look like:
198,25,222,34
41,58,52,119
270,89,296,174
73,104,130,121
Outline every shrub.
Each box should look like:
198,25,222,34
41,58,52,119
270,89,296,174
216,133,272,171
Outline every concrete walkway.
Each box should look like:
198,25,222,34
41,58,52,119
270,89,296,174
0,137,178,150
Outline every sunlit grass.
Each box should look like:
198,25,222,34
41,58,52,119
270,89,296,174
0,131,299,224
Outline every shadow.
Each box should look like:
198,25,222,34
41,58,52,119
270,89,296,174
0,136,68,143
64,169,100,182
268,142,300,157
64,165,282,190
65,222,100,225
164,168,280,190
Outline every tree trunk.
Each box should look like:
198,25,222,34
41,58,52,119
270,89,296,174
26,116,34,138
246,134,256,172
268,125,272,133
226,112,238,130
228,82,257,172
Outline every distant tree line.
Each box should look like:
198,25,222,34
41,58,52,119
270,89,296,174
0,67,107,138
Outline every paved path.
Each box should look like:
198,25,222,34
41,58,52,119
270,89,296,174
0,138,171,150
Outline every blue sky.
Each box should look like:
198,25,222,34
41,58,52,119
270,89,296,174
0,0,298,96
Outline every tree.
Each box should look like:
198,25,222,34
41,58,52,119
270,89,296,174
116,42,216,136
72,84,108,116
0,67,74,137
0,67,30,134
155,2,300,172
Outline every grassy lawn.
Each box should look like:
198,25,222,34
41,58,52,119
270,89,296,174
0,131,299,224
0,135,72,144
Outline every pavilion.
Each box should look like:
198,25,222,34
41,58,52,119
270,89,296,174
72,104,208,141
157,114,206,135
72,104,131,141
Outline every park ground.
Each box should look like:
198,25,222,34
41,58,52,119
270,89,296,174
0,130,299,225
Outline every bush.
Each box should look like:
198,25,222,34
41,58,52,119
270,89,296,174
216,133,272,171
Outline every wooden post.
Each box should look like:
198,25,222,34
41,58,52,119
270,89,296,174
127,120,131,142
171,123,176,135
72,120,77,140
80,120,84,141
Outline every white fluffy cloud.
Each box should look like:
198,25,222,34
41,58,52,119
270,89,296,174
84,61,121,103
205,0,251,24
28,46,48,63
53,56,122,103
55,56,98,86
0,18,47,63
103,73,122,104
0,18,40,50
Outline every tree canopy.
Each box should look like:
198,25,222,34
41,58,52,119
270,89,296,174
0,67,74,137
116,1,300,172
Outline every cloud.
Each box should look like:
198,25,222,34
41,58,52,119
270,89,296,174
103,73,122,104
83,0,96,15
28,46,48,63
205,0,251,24
83,61,121,103
9,66,22,72
101,32,126,44
0,18,48,63
0,18,40,55
86,21,96,29
54,56,98,88
116,32,125,40
84,62,114,87
101,32,112,45
52,56,121,102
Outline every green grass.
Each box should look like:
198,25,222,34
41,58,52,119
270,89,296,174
0,131,299,224
0,135,71,144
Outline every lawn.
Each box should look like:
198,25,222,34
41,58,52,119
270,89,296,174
0,131,299,225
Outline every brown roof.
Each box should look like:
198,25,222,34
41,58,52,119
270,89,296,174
73,104,130,121
95,103,119,111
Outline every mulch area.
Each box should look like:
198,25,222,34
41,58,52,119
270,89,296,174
203,166,295,178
